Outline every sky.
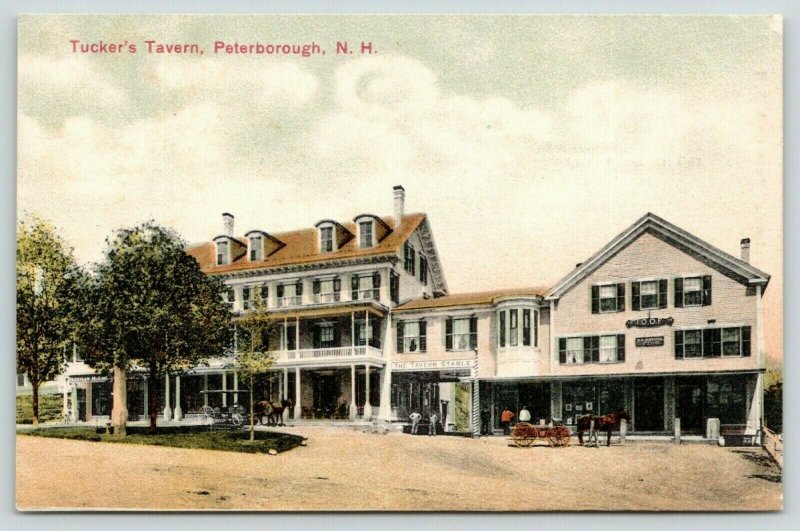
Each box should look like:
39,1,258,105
17,15,783,361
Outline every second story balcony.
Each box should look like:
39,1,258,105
278,295,303,308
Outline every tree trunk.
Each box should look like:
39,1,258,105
31,383,40,427
111,366,128,436
249,377,255,442
148,360,159,434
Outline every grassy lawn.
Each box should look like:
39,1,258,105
18,425,305,454
16,394,63,424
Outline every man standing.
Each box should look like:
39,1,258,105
480,406,491,436
409,411,421,435
500,407,515,435
428,411,438,436
519,405,531,423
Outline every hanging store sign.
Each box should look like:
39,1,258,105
626,317,674,329
392,359,474,372
68,374,108,383
635,336,665,347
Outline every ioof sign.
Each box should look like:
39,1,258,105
626,316,674,328
635,336,665,347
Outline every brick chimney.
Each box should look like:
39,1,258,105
740,238,750,263
393,185,405,224
223,212,234,237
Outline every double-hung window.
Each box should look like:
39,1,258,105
509,309,519,347
559,334,625,364
242,286,252,310
675,275,711,307
225,288,235,307
565,337,584,364
591,283,625,313
446,316,477,351
315,323,336,349
359,221,373,248
217,241,228,265
675,326,751,359
313,278,341,303
320,226,334,253
249,236,262,261
632,279,668,311
396,320,427,353
277,282,302,307
599,335,618,363
404,243,416,275
352,272,380,300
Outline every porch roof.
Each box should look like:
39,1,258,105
234,301,387,321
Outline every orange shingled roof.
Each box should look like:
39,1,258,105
394,287,547,312
186,213,426,275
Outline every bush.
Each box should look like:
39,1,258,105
16,394,63,424
18,425,304,454
764,374,782,433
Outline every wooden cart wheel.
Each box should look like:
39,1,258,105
511,422,538,448
231,412,244,427
547,426,571,447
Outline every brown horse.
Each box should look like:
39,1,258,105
254,399,293,426
577,410,630,446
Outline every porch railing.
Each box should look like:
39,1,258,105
278,345,383,362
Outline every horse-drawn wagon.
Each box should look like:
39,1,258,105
198,390,247,428
510,421,572,448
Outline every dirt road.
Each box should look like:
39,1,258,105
16,427,782,511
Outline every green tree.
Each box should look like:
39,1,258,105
234,297,277,442
764,368,782,433
77,222,232,434
16,215,85,426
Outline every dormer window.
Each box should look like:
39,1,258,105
320,226,334,253
359,221,374,248
216,241,229,265
249,235,262,261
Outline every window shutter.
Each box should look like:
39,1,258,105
522,309,531,346
351,275,359,299
404,243,410,271
373,271,381,288
420,320,427,352
559,338,566,364
534,310,538,347
674,278,684,308
296,281,303,296
674,330,684,359
616,283,625,312
711,328,721,357
277,284,284,298
617,334,625,362
631,282,641,311
333,278,341,293
469,316,478,349
591,336,600,363
313,280,320,295
410,248,416,275
261,285,268,303
702,275,712,306
658,279,668,309
396,321,404,353
742,326,751,357
499,311,506,347
591,285,600,314
445,318,453,351
583,337,592,363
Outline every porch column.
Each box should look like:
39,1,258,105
350,364,357,420
71,385,79,422
351,312,355,348
174,375,182,421
203,375,208,407
278,371,283,401
747,373,763,434
163,375,172,421
378,312,393,421
142,380,148,419
550,381,563,420
294,367,302,419
364,364,372,420
664,377,676,432
296,317,300,350
233,372,239,405
283,368,289,424
222,372,228,407
85,382,93,422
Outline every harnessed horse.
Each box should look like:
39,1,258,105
254,399,293,426
577,410,630,447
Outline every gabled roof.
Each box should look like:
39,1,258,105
546,212,770,300
394,287,546,312
187,213,446,292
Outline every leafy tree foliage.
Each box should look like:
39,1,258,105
234,300,277,442
77,222,232,433
17,215,85,426
764,368,782,433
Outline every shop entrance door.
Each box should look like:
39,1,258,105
634,379,664,431
676,378,706,434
